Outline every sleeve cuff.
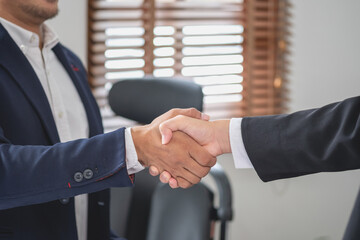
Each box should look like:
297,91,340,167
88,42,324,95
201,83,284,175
229,118,254,169
125,127,145,175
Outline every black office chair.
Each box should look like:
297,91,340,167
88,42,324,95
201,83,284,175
146,163,232,240
108,77,204,124
108,77,233,240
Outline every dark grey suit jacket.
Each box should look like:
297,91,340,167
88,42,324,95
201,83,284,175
242,96,360,239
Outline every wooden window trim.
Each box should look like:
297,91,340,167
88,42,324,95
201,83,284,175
87,0,290,129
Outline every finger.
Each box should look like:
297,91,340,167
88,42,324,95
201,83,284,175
173,164,201,185
184,160,211,179
160,171,171,183
175,108,202,119
181,148,212,178
169,178,179,188
177,177,193,189
191,151,217,168
163,131,212,183
201,113,210,121
189,139,217,168
181,167,202,185
149,166,160,176
169,108,209,121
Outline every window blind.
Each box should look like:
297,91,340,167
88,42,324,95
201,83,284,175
87,0,290,130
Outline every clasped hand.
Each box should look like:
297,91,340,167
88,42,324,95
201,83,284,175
131,108,231,189
131,108,217,188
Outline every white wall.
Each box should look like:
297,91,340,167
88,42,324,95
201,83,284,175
218,0,360,239
47,0,87,64
289,0,360,111
49,1,360,239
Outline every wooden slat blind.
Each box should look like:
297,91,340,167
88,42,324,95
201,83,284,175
242,0,290,116
87,0,290,130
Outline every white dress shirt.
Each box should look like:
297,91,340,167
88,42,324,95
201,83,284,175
0,17,143,240
229,118,254,169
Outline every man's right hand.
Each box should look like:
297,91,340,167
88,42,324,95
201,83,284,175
160,116,231,156
131,108,216,188
149,116,232,188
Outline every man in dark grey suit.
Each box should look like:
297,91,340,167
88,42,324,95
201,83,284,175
154,96,360,239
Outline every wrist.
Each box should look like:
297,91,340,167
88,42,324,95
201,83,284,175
131,126,149,167
212,120,231,154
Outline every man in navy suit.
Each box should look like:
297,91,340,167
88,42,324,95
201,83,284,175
0,0,215,239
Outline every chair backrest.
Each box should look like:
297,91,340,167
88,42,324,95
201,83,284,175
146,163,232,240
146,183,214,240
108,77,203,124
108,77,232,240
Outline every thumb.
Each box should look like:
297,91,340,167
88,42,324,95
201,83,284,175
159,122,174,145
159,115,188,144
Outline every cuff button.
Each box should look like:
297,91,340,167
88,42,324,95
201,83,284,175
59,198,70,205
83,169,94,180
74,172,83,182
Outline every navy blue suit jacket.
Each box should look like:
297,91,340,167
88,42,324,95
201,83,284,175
0,24,133,239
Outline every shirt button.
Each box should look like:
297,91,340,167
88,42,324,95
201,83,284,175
58,112,63,118
83,169,94,180
30,35,36,43
74,172,83,182
20,44,26,52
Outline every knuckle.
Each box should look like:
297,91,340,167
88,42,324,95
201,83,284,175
178,178,190,189
199,157,211,166
194,177,201,184
205,156,216,167
177,179,185,188
171,168,179,177
201,167,210,178
189,108,197,116
211,157,217,166
168,108,177,117
172,108,180,114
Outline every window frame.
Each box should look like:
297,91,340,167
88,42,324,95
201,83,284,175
87,0,290,129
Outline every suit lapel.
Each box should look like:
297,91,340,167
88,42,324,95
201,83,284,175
0,24,60,144
52,44,103,137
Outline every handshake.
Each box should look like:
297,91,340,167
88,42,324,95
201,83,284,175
131,108,231,189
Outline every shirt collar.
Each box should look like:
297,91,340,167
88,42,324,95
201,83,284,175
41,23,59,49
0,17,59,51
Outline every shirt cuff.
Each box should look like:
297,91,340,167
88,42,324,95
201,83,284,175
125,127,145,175
229,118,254,169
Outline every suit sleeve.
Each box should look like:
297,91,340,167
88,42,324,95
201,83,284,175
242,96,360,182
0,127,133,210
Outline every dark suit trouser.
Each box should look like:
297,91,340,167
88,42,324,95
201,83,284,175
343,188,360,240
